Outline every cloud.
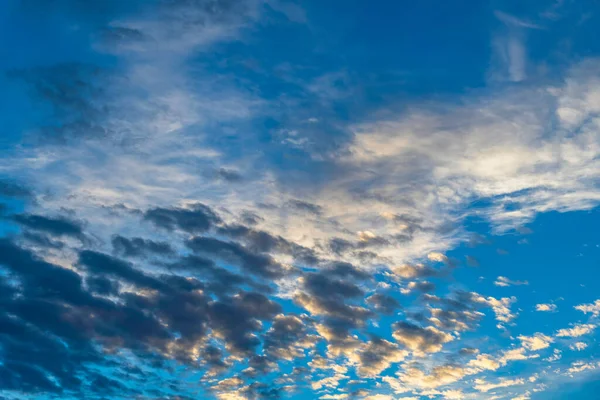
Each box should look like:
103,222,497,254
345,62,600,247
392,322,454,354
2,2,600,399
217,223,319,265
491,10,537,83
474,294,518,324
474,377,525,393
287,199,323,216
556,323,597,338
570,342,588,351
144,203,221,233
366,293,401,315
566,361,600,375
0,179,33,199
99,0,263,55
574,299,600,316
518,333,554,351
349,337,408,377
187,235,290,279
111,234,174,257
494,276,529,287
468,354,502,371
401,281,436,294
264,314,318,361
9,213,87,242
535,303,557,312
294,268,373,356
396,364,467,389
393,263,441,279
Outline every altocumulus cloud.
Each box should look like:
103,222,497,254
1,1,600,399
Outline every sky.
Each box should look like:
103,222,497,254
0,0,599,399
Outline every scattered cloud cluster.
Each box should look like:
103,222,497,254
0,1,599,399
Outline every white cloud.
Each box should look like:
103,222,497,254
427,252,449,263
570,342,588,351
535,303,557,312
474,377,525,393
544,349,562,362
494,276,529,287
468,354,502,371
518,333,553,351
575,299,600,316
5,56,600,287
397,365,468,389
566,361,600,375
472,294,518,324
556,323,596,338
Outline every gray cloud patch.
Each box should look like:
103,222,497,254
144,203,221,233
0,179,33,199
287,199,323,215
10,213,86,242
111,235,174,258
186,236,289,279
366,293,401,315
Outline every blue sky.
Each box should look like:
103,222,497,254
0,1,599,399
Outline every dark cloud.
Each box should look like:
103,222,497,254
168,254,249,294
186,236,288,278
421,291,488,332
406,280,436,293
244,355,278,377
0,239,99,307
323,262,371,281
459,347,480,356
21,231,66,249
144,203,221,233
326,233,392,255
287,199,323,215
0,179,33,199
197,346,229,376
465,255,480,267
294,265,374,353
0,232,300,396
0,241,111,393
354,250,378,263
86,276,120,296
98,25,149,48
112,235,175,258
392,321,453,353
9,63,115,143
387,213,424,234
354,336,406,377
238,381,284,400
217,223,319,265
215,167,244,182
328,237,354,255
10,213,86,241
208,292,281,356
264,314,318,360
78,250,169,292
366,293,401,315
239,210,263,225
303,272,364,299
